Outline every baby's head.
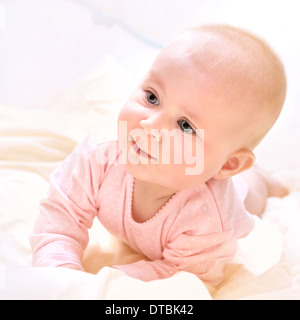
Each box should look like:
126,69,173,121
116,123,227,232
118,24,287,191
179,25,286,146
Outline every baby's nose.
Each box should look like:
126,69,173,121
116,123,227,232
139,118,162,142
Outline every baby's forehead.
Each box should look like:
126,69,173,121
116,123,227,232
164,30,241,58
158,32,248,81
154,35,249,92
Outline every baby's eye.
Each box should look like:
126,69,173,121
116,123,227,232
146,91,159,105
178,119,195,134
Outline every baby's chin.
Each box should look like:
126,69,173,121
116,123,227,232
123,161,208,191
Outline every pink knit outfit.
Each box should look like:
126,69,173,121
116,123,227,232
30,137,255,286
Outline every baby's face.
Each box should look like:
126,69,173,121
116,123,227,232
118,41,249,191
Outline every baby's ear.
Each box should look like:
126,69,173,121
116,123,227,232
213,150,255,180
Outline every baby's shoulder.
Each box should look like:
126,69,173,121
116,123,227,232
205,178,252,230
206,178,235,201
173,180,234,234
93,139,123,172
183,178,250,232
76,136,124,176
169,178,254,239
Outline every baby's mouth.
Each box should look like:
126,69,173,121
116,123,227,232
130,140,156,161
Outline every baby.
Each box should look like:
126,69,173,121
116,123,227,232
30,24,288,287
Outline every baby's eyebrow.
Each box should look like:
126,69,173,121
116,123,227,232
182,106,201,128
145,72,165,93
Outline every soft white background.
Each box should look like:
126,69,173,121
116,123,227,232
1,0,300,110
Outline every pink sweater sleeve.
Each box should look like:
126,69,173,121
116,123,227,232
30,137,102,270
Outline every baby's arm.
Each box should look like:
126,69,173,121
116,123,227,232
30,137,102,270
113,230,237,287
